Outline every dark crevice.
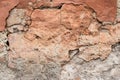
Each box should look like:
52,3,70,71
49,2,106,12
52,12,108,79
84,5,95,13
61,49,80,66
6,41,9,46
2,1,120,67
4,4,31,55
6,7,32,34
96,18,103,25
39,4,63,9
5,4,19,28
98,27,110,32
112,42,120,49
35,35,41,39
69,49,79,59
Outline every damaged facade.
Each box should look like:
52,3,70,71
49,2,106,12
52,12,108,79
0,0,120,80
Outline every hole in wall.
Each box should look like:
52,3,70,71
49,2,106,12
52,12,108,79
6,41,9,46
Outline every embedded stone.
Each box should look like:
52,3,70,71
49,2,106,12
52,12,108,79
8,4,120,62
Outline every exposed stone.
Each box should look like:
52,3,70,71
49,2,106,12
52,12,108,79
0,0,19,31
8,33,45,63
61,44,120,80
79,44,112,61
0,63,16,80
17,0,62,9
16,62,61,80
117,0,120,19
8,3,120,63
61,63,80,80
6,52,61,80
116,0,120,23
0,0,119,80
78,24,120,61
7,25,24,33
0,59,61,80
4,43,120,80
8,4,94,63
0,32,8,57
0,0,117,31
7,9,27,27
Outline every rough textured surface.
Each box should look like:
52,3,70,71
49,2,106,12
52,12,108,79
15,62,61,80
78,24,120,61
9,4,93,63
1,43,120,80
0,0,119,80
7,9,27,27
117,0,120,21
8,4,120,63
0,61,61,80
0,63,16,80
61,44,120,80
0,0,117,31
17,0,63,9
0,0,19,31
16,0,117,22
53,0,117,22
0,31,8,58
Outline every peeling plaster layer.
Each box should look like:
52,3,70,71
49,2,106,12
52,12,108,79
0,0,119,80
7,4,120,63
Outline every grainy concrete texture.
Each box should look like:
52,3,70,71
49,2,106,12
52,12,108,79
0,0,120,80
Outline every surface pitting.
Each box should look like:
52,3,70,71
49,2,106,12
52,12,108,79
0,0,119,80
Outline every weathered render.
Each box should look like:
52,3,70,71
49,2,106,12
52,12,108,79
0,0,119,80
